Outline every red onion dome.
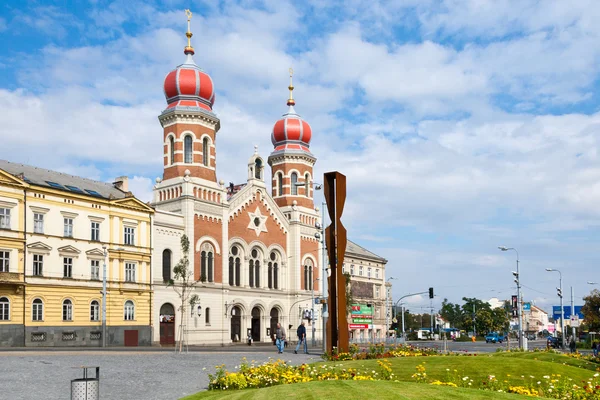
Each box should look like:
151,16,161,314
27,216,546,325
271,106,312,149
163,13,215,113
163,54,215,112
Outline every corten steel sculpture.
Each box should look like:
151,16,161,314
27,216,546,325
324,171,349,354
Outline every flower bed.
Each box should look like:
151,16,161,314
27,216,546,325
322,343,439,361
208,358,394,390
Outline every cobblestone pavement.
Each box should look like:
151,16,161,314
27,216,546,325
0,348,321,400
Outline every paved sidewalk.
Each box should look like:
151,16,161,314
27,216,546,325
0,349,321,400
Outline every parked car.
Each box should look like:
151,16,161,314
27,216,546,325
547,336,560,349
527,334,536,341
485,332,504,343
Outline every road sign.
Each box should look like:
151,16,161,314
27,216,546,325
348,324,368,329
523,302,531,313
553,306,584,320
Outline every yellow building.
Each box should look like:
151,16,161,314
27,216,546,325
0,160,154,347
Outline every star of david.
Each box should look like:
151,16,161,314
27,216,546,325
247,207,268,237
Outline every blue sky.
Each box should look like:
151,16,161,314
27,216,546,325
1,0,600,317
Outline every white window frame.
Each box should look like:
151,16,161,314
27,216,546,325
0,297,9,321
368,267,372,278
375,286,380,298
32,299,44,321
34,213,44,234
91,221,100,241
375,269,379,279
63,257,73,278
64,217,74,237
91,259,100,280
33,254,43,276
350,264,354,275
124,300,135,321
62,299,73,321
125,262,136,282
359,265,363,276
124,226,135,246
90,300,99,321
0,208,11,230
0,250,9,272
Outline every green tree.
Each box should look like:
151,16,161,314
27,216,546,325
344,272,354,315
439,298,463,328
582,289,600,330
168,234,200,352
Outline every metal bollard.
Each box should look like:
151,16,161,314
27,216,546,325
71,366,100,400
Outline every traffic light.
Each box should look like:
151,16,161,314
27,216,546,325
557,287,562,298
429,287,434,299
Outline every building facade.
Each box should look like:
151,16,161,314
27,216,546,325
343,242,388,342
0,164,153,346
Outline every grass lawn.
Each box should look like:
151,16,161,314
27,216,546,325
183,351,600,399
182,379,537,400
324,352,598,385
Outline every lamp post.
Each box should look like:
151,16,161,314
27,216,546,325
498,246,523,349
546,268,565,349
386,277,396,343
295,180,324,349
101,245,107,348
394,290,428,342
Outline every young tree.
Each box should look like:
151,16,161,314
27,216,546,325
167,234,200,352
344,272,354,315
439,298,463,328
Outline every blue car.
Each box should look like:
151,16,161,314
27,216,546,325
485,332,504,343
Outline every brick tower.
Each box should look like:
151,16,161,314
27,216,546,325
268,69,316,211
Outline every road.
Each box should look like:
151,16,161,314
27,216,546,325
405,339,549,353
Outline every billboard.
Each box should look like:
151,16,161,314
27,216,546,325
350,304,373,329
552,306,584,320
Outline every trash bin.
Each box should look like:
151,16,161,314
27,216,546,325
71,367,100,400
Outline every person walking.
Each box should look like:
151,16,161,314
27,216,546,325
275,323,286,354
569,336,577,353
294,322,308,354
593,341,598,357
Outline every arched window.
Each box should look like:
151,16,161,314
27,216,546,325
249,248,261,288
0,297,9,320
291,173,298,195
184,135,193,164
205,307,210,324
254,158,262,179
200,243,214,283
169,136,175,165
90,300,99,321
229,246,241,287
268,251,280,290
162,249,172,283
277,173,283,196
304,259,314,290
62,299,73,321
202,137,209,166
305,173,310,196
32,298,43,321
124,300,135,321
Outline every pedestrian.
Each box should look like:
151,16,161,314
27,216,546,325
294,322,308,354
569,337,576,353
275,323,286,354
593,341,598,357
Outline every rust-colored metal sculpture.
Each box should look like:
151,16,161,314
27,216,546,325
324,171,349,354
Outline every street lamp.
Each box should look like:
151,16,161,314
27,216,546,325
385,277,396,342
546,268,565,350
498,246,523,349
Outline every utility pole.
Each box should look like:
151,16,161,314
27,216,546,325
473,304,476,338
571,286,576,341
430,300,434,339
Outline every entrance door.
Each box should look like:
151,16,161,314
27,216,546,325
231,306,241,341
270,308,279,341
159,303,175,346
251,307,261,342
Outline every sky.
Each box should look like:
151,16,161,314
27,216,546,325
1,0,600,318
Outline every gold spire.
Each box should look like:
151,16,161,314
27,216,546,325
184,9,195,55
287,67,295,106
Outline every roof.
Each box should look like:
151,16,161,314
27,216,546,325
346,240,387,263
0,160,127,200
